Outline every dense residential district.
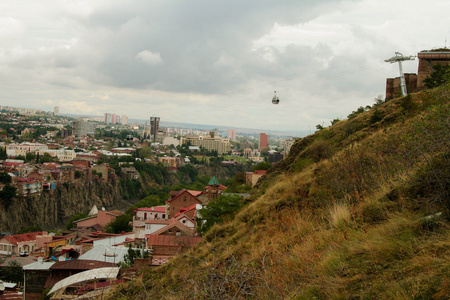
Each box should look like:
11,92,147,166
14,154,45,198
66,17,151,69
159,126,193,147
0,106,298,299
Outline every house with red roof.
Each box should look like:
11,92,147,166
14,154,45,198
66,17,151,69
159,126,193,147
146,235,202,256
14,178,42,196
174,203,198,220
132,206,167,228
73,210,124,231
0,231,46,256
144,219,172,235
165,189,203,219
174,213,197,231
150,218,194,237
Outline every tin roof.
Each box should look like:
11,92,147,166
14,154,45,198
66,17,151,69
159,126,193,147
48,267,120,295
50,259,116,270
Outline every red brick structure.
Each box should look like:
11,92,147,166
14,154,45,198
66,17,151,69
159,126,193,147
166,189,202,219
385,48,450,100
417,50,450,89
74,210,124,231
147,235,202,256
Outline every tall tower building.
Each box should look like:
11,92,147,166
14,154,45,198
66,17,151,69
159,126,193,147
121,115,128,125
227,129,236,141
104,113,112,124
150,117,160,142
260,133,268,150
54,106,60,116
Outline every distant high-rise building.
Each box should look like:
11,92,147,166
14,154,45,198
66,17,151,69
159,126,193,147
104,113,112,124
72,119,95,137
54,106,60,116
113,114,120,124
121,115,128,125
227,129,236,141
150,117,160,142
259,133,268,150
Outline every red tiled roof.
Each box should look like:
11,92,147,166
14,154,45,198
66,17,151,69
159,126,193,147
186,190,203,196
174,203,197,218
107,210,124,216
2,231,46,245
165,189,203,204
133,206,166,213
175,214,194,223
3,162,23,166
151,218,194,237
147,235,202,247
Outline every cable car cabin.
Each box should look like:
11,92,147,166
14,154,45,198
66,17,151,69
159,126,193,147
272,91,280,104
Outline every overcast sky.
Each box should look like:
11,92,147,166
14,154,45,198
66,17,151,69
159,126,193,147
1,0,449,133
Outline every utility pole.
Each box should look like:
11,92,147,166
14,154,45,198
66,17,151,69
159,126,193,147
385,52,415,96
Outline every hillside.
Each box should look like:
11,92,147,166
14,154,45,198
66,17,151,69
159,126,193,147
108,84,449,299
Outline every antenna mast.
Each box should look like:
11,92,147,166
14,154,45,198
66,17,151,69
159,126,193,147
385,52,415,96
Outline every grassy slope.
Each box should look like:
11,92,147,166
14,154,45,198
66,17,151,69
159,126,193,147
108,84,450,299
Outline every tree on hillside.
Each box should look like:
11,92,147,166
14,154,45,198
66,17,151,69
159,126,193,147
0,147,7,159
104,214,132,234
0,185,17,209
65,213,89,230
197,195,245,235
17,226,43,234
121,245,142,268
0,261,23,284
125,195,162,214
423,63,450,88
0,171,11,184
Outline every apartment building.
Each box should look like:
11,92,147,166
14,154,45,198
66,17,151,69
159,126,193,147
181,135,231,155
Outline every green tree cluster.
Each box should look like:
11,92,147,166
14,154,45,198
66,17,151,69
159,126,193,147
0,185,17,209
197,195,246,234
0,147,7,159
104,214,133,234
65,213,89,230
0,261,23,284
17,226,43,234
423,63,450,88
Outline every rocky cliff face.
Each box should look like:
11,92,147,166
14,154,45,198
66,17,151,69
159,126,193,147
0,164,253,233
0,179,125,233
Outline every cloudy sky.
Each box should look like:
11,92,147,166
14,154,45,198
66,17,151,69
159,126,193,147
1,0,449,134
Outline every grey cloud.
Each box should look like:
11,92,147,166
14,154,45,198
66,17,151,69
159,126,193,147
61,0,348,92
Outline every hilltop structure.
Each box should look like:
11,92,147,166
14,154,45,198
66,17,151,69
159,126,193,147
386,48,450,100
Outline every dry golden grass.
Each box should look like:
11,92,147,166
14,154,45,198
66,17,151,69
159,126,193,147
328,200,352,230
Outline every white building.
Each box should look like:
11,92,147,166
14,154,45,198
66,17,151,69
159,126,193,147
6,143,49,157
